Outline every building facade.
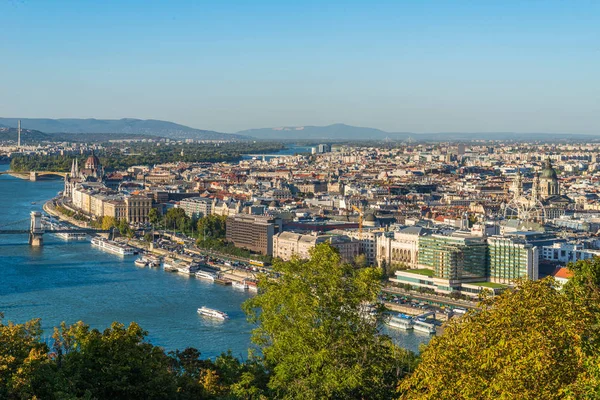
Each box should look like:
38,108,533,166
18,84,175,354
179,197,213,219
487,236,539,283
226,214,281,255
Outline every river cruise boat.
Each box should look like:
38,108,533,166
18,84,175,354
197,306,229,320
232,280,249,290
91,237,137,256
413,319,436,334
195,270,217,282
386,314,414,331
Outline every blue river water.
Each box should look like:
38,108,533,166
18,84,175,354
0,162,431,357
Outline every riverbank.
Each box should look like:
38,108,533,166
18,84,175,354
43,199,93,229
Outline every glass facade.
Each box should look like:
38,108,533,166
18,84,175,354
418,235,487,280
487,237,535,283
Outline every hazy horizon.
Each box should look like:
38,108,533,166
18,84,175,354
1,1,598,134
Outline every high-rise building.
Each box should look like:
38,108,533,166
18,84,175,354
17,120,21,148
418,234,487,281
487,236,539,283
226,214,281,255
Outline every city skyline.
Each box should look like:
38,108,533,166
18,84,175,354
1,1,598,134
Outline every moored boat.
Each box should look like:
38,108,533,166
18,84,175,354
195,270,217,282
386,313,414,330
232,280,249,290
413,319,436,334
134,257,148,267
91,237,137,256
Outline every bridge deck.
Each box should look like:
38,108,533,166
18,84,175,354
0,229,110,235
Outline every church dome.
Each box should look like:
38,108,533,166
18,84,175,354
540,159,557,180
85,153,100,170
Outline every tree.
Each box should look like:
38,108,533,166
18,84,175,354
101,216,118,230
165,208,189,232
0,316,54,399
148,208,160,226
197,215,227,240
51,321,178,399
353,253,369,268
398,278,592,399
244,243,416,399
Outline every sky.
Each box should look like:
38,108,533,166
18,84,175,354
0,0,598,134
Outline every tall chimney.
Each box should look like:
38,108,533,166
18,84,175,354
17,120,21,148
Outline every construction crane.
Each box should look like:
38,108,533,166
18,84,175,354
352,205,364,234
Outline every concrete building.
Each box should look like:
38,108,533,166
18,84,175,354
541,242,600,264
273,231,360,262
179,197,213,219
377,226,427,269
226,214,282,255
125,195,153,224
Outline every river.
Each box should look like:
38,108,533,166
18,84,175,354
0,162,431,357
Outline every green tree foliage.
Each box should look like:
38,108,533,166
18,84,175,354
244,243,417,399
10,142,285,172
0,316,270,399
0,315,54,399
148,208,160,225
398,277,593,400
197,215,227,240
165,208,190,232
51,321,177,399
101,216,118,230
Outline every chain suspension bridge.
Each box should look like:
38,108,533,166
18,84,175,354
0,211,109,246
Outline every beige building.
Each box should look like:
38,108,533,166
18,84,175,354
104,199,126,220
273,232,360,263
377,226,426,268
333,229,384,266
125,195,153,224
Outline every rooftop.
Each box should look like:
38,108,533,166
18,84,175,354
465,281,508,289
404,268,435,277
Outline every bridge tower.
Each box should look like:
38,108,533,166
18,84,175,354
29,211,44,247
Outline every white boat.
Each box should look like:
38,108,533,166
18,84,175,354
91,237,137,256
232,280,248,290
413,319,436,334
197,306,228,320
195,270,217,282
146,255,161,267
386,314,414,330
134,257,148,267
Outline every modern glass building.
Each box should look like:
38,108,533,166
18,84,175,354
418,234,487,281
487,236,539,284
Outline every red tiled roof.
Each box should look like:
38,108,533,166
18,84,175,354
552,267,574,279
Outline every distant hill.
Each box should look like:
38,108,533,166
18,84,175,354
0,118,245,141
0,126,54,143
237,123,597,142
237,123,409,140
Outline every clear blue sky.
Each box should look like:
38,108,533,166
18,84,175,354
1,0,598,134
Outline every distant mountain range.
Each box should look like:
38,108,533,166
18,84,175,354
0,118,245,141
1,119,597,142
237,123,599,141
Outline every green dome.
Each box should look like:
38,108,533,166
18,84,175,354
540,159,557,180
